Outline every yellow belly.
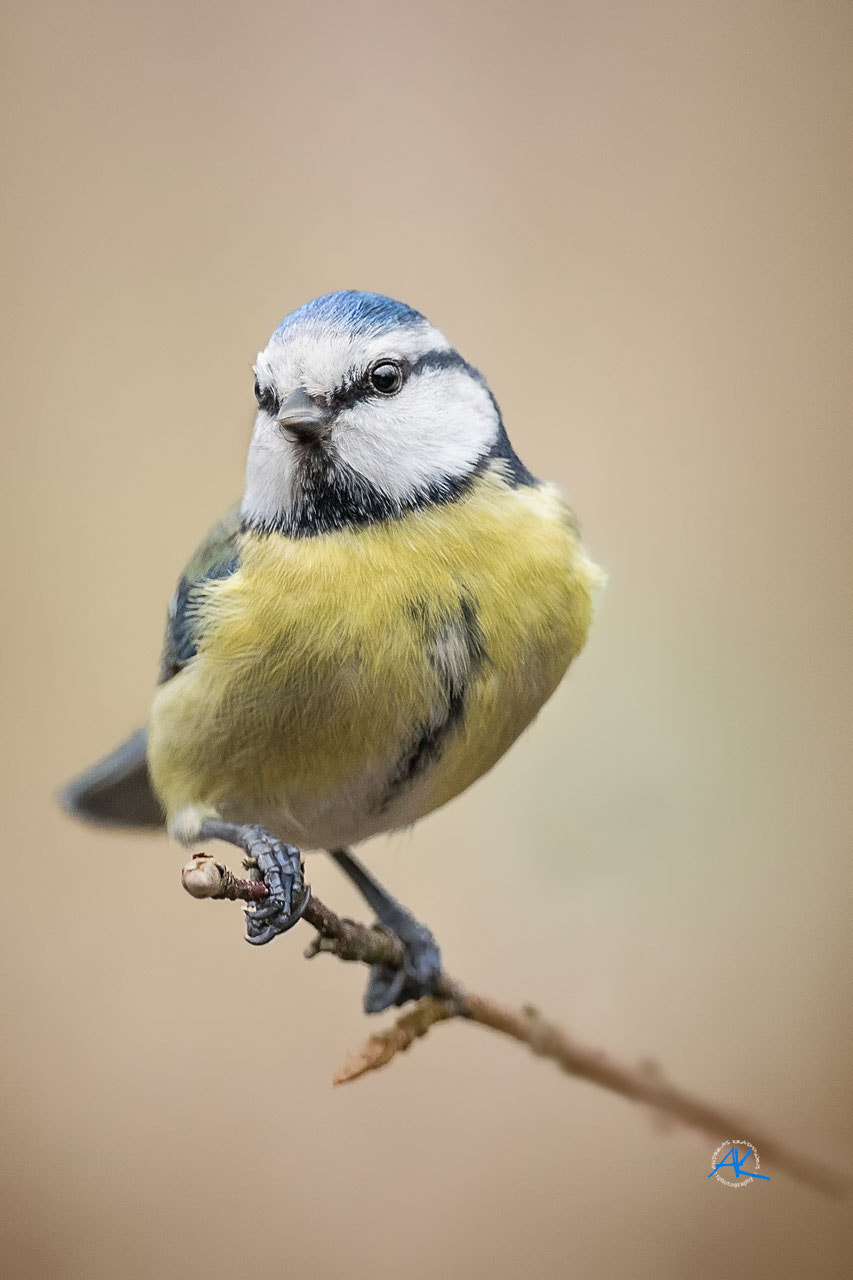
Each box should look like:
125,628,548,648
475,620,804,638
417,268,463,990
147,468,601,848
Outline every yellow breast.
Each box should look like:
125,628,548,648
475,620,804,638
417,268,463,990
147,468,601,846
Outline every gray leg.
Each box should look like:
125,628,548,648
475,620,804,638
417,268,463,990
328,848,442,1013
199,820,311,945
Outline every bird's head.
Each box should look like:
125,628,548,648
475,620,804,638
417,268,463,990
241,290,529,536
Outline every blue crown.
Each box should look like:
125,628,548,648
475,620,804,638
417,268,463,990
273,291,426,340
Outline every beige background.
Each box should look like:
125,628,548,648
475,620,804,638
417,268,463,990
2,1,851,1277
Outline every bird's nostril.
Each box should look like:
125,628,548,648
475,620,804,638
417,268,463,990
276,386,330,442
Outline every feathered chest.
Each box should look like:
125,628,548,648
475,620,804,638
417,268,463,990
147,473,600,839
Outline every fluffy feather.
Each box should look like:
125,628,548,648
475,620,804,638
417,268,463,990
65,292,603,853
147,466,602,849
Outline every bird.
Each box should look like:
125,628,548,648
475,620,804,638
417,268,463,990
62,290,603,1012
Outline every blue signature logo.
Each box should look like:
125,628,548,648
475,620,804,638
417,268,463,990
709,1141,770,1186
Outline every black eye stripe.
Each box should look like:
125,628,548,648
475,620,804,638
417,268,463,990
254,379,279,415
258,349,479,417
407,349,473,378
328,348,476,412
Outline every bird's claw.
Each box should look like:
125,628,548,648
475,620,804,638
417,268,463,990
244,884,311,944
240,828,309,945
363,918,442,1013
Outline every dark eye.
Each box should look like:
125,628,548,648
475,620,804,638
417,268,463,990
254,378,278,415
367,359,404,396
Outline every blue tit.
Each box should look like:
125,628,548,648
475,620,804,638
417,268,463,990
63,291,603,1011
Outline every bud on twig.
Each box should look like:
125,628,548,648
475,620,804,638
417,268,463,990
181,854,225,898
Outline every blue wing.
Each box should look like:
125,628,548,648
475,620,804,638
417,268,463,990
61,505,243,828
159,504,242,682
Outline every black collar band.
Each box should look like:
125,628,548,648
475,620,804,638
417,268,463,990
242,428,535,540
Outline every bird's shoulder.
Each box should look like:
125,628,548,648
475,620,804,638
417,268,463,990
159,504,243,683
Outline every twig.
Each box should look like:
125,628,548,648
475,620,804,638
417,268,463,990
181,854,848,1197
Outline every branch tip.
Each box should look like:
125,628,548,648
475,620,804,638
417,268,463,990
179,851,848,1196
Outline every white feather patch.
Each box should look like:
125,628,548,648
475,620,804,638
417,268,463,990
242,320,499,526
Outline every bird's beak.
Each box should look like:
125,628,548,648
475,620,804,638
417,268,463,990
276,387,331,444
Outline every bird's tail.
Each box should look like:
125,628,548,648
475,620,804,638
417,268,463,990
60,729,164,829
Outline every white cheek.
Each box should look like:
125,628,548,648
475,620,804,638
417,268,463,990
241,415,297,524
245,322,497,522
334,370,497,502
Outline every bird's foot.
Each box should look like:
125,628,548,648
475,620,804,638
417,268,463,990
364,911,443,1014
243,830,311,946
327,847,443,1013
198,820,311,945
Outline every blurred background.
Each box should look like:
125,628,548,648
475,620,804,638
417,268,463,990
1,0,851,1276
